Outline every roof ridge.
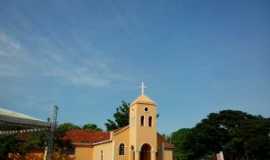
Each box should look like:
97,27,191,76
112,125,129,135
131,95,156,105
0,107,44,121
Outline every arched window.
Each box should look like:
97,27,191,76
148,116,152,127
119,143,125,155
141,116,144,126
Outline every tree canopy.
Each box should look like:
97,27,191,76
105,101,130,131
0,131,47,159
170,128,192,160
0,135,18,159
176,110,270,160
82,123,102,131
56,123,80,135
0,122,102,159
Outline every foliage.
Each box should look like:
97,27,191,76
21,131,47,154
82,123,102,131
0,131,47,159
0,135,17,159
180,110,270,160
170,128,192,160
55,122,102,154
105,101,130,131
56,123,80,136
54,123,79,154
0,122,101,159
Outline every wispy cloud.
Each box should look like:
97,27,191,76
0,32,128,87
0,32,27,77
44,57,127,87
0,32,21,53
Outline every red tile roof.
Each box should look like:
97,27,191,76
63,129,110,144
157,133,175,149
63,129,174,149
112,125,129,135
164,142,174,149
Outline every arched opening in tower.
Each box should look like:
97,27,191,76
140,143,151,160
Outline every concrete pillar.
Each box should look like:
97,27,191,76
161,143,165,160
135,151,140,160
43,147,47,160
112,141,115,160
151,151,156,160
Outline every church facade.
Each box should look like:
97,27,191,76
66,89,174,160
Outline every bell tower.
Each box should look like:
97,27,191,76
129,82,157,160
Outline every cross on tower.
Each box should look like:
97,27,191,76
141,81,146,95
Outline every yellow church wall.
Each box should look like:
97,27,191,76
137,126,157,150
164,150,173,160
92,141,113,160
130,102,157,152
75,146,93,160
113,127,130,160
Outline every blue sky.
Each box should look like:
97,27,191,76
0,0,269,134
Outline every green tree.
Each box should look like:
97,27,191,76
0,135,17,159
54,122,80,153
105,101,130,131
170,128,192,160
56,123,80,135
83,123,102,131
18,131,47,156
0,131,48,159
181,110,270,160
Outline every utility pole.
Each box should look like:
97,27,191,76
46,105,58,160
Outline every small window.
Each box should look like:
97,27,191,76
149,116,152,127
101,150,103,160
119,143,125,155
144,107,148,111
141,116,144,126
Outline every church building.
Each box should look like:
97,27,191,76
64,83,174,160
